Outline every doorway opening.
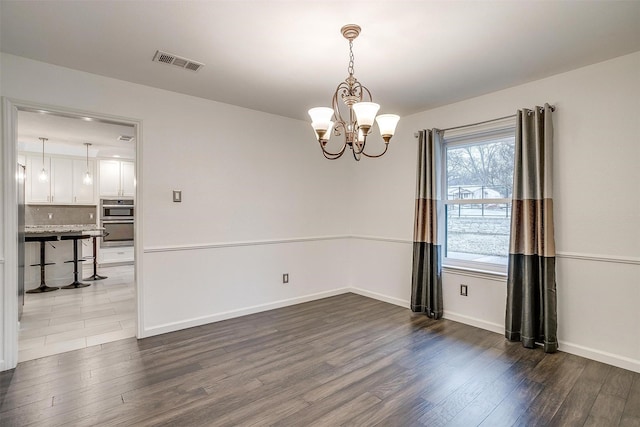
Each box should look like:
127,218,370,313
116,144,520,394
3,99,142,368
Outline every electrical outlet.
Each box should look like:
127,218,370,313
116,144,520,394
48,213,53,220
460,284,468,296
282,273,289,284
89,213,94,220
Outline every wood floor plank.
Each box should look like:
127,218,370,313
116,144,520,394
417,347,518,426
547,360,611,427
478,378,545,427
619,414,640,427
2,292,638,427
583,392,626,427
513,354,587,426
601,366,635,399
623,374,640,419
444,343,547,427
342,387,433,426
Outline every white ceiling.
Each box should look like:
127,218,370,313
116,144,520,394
2,0,640,123
17,110,135,159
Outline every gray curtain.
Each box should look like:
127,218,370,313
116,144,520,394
505,104,558,353
411,129,444,319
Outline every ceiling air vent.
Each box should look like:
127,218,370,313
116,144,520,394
152,50,204,72
118,135,134,142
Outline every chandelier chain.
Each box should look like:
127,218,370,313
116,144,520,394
347,40,355,76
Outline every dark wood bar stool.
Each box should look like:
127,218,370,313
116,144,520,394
61,234,91,289
84,231,108,281
25,235,60,293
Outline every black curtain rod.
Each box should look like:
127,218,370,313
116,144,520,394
414,105,556,138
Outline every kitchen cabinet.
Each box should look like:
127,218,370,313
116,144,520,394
98,246,134,265
99,160,134,198
51,157,74,204
72,159,96,204
25,155,51,203
25,154,96,205
25,155,77,204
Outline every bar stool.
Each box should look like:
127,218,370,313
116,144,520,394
84,231,108,281
25,235,60,293
61,234,91,289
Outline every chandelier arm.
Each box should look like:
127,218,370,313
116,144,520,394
322,151,343,160
318,121,348,157
360,143,389,159
332,82,351,125
321,145,345,160
358,83,372,102
318,139,347,159
352,139,365,156
351,147,361,161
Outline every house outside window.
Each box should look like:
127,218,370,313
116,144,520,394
442,119,516,273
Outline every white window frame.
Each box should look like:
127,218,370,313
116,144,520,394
441,117,516,274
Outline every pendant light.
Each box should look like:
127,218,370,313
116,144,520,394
38,137,48,182
83,142,93,185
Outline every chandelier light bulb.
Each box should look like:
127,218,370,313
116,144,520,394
352,102,380,129
376,114,401,142
308,107,334,123
311,121,334,142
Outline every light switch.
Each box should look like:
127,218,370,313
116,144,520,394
173,190,182,202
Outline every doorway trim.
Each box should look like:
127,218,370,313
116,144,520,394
1,97,144,371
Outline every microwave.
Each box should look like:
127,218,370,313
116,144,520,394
101,199,134,219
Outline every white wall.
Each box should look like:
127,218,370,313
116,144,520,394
348,51,640,372
1,51,639,373
0,53,352,369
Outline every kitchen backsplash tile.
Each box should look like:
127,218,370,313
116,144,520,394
26,205,98,225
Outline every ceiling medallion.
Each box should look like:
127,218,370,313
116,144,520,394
309,24,400,161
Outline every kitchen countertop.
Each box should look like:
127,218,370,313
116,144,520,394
25,224,105,235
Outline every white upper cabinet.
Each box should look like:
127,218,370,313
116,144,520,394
72,158,96,204
121,161,135,197
25,155,51,203
99,160,135,198
99,160,122,197
25,154,97,205
51,157,74,204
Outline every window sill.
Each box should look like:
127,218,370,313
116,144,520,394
442,264,507,281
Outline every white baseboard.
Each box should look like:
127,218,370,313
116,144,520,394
142,287,351,338
349,287,410,309
442,310,505,335
558,340,640,373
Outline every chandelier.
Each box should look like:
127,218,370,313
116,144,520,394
309,24,400,161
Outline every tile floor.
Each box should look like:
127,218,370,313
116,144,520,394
18,264,135,362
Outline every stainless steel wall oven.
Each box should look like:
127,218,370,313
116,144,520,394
101,199,134,247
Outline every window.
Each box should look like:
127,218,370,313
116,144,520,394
443,122,515,272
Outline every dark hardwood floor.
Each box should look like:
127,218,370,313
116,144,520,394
1,293,638,426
